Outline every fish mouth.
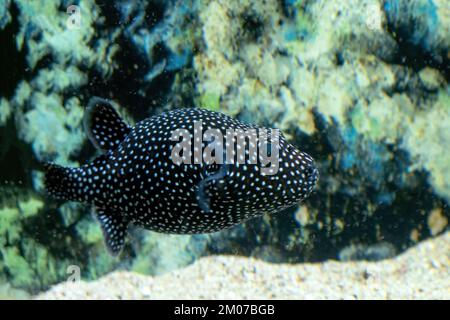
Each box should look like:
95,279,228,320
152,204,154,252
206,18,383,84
305,163,319,186
311,167,319,184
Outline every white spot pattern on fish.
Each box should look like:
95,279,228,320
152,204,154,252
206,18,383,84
44,97,318,255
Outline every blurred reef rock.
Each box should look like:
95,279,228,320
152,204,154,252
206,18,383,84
0,0,448,294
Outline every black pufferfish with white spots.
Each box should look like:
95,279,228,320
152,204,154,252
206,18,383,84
45,97,318,255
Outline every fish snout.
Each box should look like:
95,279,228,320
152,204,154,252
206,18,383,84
305,162,319,186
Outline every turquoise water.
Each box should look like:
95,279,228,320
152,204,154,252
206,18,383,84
0,0,449,297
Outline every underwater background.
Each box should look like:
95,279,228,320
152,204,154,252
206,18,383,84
0,0,449,298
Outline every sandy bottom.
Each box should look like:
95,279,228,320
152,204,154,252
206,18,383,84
36,231,449,300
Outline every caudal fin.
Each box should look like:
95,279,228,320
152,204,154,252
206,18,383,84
44,163,73,200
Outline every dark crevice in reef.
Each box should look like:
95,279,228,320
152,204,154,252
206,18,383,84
94,0,165,29
306,175,434,260
0,118,36,190
83,0,176,121
0,1,28,99
144,0,166,30
386,31,449,82
31,54,54,79
84,35,150,118
380,67,441,113
22,203,79,259
240,12,265,43
70,138,98,167
383,6,449,82
70,1,179,168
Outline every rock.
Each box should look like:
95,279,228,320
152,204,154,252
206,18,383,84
339,242,397,262
419,67,446,91
427,208,449,236
0,98,11,125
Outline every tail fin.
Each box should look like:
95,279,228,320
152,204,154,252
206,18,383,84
44,163,74,200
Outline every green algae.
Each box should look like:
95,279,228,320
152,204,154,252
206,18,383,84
1,247,33,288
199,92,221,111
0,207,21,245
18,197,43,218
75,216,103,245
0,201,60,289
0,98,11,125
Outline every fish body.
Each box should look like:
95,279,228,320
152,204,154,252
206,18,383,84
45,98,318,255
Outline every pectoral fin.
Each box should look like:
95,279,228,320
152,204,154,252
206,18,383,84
196,164,229,213
96,208,128,256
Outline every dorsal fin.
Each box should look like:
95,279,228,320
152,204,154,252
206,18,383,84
84,97,131,152
96,208,128,256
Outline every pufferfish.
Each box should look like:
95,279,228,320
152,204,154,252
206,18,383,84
45,97,318,255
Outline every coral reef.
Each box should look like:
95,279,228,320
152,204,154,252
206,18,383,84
0,0,449,294
12,0,115,164
0,195,68,289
